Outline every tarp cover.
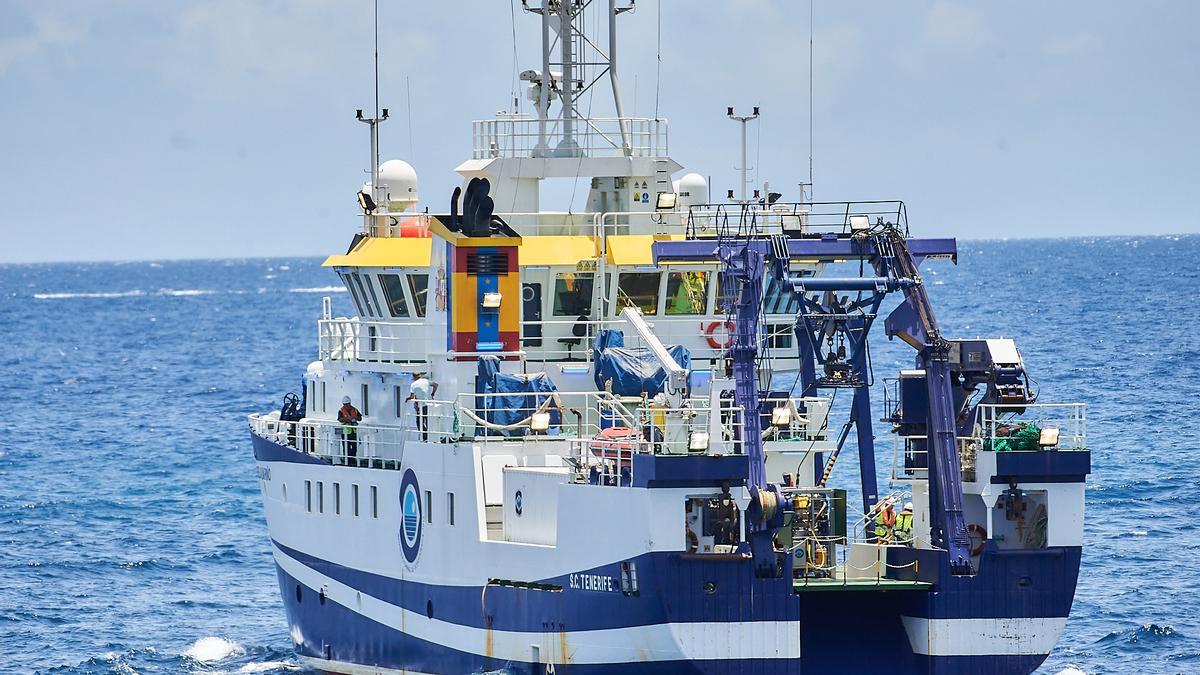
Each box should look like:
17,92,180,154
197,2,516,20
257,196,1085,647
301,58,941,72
592,329,692,397
476,356,561,437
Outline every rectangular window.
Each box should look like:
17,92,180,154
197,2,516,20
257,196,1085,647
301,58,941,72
394,385,404,417
762,275,802,315
334,482,341,515
371,485,379,518
320,381,327,413
339,272,361,315
379,273,410,317
424,490,433,524
351,274,375,316
447,492,455,526
305,480,312,512
665,271,709,315
361,383,370,416
617,272,661,315
352,484,360,517
361,274,384,318
317,481,324,514
407,273,429,317
552,272,594,316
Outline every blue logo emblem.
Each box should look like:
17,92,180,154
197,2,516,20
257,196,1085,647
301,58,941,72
400,469,422,564
514,490,523,516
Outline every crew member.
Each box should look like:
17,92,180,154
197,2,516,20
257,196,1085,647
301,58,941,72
873,498,898,543
406,372,437,440
337,395,363,459
895,502,915,544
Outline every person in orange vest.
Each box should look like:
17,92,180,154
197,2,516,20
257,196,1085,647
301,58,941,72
337,395,363,459
873,498,898,543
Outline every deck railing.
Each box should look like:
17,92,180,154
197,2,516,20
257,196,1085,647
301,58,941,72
471,116,668,159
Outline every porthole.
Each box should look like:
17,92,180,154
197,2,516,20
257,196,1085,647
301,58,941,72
702,581,717,594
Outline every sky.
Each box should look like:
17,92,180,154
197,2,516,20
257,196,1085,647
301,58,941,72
1,0,1197,263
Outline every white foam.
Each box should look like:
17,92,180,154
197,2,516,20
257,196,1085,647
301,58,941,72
1055,668,1087,675
289,286,346,293
238,661,298,673
159,289,216,297
181,636,244,663
33,290,145,299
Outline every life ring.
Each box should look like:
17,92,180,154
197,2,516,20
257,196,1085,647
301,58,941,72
967,523,987,556
704,321,735,349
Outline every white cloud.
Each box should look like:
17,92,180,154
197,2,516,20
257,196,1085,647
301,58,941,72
923,1,988,49
0,12,86,75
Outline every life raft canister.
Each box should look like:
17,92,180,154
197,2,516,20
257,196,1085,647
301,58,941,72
704,320,735,349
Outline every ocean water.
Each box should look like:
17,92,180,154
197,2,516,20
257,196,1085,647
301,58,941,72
0,236,1197,674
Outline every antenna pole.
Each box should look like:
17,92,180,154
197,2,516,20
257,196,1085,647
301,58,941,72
728,106,759,204
357,1,388,233
609,0,632,156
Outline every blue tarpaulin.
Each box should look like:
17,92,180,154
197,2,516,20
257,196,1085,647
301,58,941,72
475,356,561,437
592,329,691,397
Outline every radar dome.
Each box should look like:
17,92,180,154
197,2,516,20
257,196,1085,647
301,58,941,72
378,159,419,209
673,172,709,209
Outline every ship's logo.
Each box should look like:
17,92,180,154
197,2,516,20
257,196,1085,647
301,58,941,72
514,490,523,516
399,469,422,565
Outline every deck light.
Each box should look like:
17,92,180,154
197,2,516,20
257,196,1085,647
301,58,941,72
655,192,677,210
688,431,710,452
482,292,503,309
530,412,551,433
1038,427,1060,447
771,406,792,427
357,190,377,213
849,214,870,232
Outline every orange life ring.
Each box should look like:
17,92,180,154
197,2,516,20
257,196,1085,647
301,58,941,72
967,523,987,556
704,321,736,349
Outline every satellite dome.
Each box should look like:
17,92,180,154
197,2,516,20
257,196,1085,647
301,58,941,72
673,172,709,209
378,159,419,209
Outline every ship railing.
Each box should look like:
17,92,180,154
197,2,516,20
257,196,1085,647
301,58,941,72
976,403,1087,452
247,413,450,469
889,436,981,483
362,211,433,238
684,200,909,239
471,115,668,160
318,318,429,364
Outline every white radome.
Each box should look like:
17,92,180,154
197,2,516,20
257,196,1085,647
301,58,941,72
673,172,709,210
378,159,419,209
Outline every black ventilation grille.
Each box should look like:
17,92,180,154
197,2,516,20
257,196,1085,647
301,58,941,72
466,251,510,276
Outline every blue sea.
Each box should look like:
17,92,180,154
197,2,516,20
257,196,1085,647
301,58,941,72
1,235,1198,674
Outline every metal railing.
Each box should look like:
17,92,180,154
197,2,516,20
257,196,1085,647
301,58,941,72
471,116,668,159
889,436,981,482
318,318,429,363
977,403,1086,451
248,412,455,468
686,201,909,239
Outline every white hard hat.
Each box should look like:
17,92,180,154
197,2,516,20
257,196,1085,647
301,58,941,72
342,396,351,404
903,502,914,511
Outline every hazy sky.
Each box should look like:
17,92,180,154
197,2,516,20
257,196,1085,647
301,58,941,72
1,1,1197,263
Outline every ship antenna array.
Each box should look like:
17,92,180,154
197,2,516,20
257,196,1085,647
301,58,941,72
357,0,388,219
727,106,759,204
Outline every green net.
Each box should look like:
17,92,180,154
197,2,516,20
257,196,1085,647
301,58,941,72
985,422,1042,452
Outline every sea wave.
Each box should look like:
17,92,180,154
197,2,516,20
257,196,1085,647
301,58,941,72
182,636,245,663
32,290,145,299
158,288,217,297
289,286,346,293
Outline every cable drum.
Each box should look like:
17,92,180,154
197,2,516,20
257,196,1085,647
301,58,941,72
758,489,779,522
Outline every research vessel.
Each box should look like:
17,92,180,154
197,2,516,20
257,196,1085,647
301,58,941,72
248,4,1090,673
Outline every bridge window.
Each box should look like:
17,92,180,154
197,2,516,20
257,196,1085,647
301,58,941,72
665,271,709,315
350,274,376,316
340,272,366,316
361,275,384,317
379,274,411,317
407,273,429,317
617,272,660,315
762,274,809,315
552,272,593,316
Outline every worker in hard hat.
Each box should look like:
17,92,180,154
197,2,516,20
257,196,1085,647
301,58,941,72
895,502,915,544
337,395,363,459
872,498,898,543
